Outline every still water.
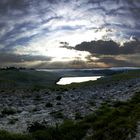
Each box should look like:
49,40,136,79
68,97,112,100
57,76,102,85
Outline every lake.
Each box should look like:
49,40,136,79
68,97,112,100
57,76,102,85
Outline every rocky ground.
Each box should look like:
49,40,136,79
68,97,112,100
0,78,140,133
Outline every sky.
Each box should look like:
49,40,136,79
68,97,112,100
0,0,140,68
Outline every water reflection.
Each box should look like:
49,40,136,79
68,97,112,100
57,76,102,85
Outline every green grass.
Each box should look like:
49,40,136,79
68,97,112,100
0,70,60,90
0,130,32,140
1,107,17,116
83,91,140,140
0,91,139,140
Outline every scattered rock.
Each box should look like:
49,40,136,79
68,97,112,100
0,78,139,132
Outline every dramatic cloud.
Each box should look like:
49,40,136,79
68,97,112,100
75,40,140,55
0,0,140,68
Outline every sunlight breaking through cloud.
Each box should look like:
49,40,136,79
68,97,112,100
0,0,139,68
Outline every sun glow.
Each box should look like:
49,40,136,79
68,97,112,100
47,47,90,62
14,26,108,63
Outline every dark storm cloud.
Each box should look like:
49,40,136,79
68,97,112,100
75,40,140,55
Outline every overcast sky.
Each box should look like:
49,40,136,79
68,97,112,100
0,0,140,68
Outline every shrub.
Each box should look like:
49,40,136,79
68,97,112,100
28,122,47,133
56,96,62,100
75,112,83,120
50,111,64,119
1,107,16,116
34,95,41,101
56,102,62,105
45,103,53,107
8,118,18,124
89,100,96,106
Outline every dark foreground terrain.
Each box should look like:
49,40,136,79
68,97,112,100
0,69,140,140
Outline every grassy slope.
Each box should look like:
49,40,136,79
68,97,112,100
0,69,140,91
0,70,60,89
